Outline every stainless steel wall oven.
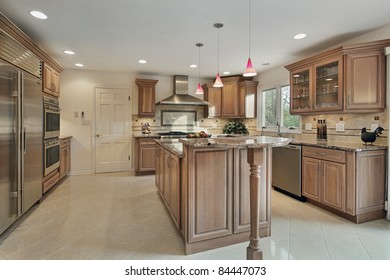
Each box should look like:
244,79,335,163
44,138,60,176
43,96,60,139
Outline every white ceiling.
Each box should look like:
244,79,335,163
1,0,390,78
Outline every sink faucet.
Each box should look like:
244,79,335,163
276,122,282,137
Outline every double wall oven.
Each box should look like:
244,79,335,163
43,96,60,176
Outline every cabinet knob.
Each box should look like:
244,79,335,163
96,133,101,137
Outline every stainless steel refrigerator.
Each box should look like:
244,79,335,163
0,59,43,235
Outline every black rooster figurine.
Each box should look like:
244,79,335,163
361,127,384,145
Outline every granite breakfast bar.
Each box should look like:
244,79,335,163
155,136,291,259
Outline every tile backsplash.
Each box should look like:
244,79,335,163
132,105,388,146
132,105,257,135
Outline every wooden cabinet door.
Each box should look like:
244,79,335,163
155,145,163,191
162,149,170,201
52,70,60,96
302,157,321,201
43,63,60,97
138,140,157,172
321,161,346,212
233,148,270,233
59,147,66,179
168,153,181,228
64,145,70,174
203,84,222,118
344,50,385,111
135,79,158,116
222,80,239,117
188,148,233,242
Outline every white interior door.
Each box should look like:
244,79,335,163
95,88,130,173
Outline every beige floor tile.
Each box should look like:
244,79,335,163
1,172,389,260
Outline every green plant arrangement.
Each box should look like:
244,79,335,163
222,120,249,135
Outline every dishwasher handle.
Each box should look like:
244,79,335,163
278,144,301,151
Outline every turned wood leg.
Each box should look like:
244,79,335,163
246,148,263,260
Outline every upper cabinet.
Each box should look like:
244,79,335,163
344,50,385,111
286,39,390,115
135,79,158,116
203,76,257,119
43,62,60,97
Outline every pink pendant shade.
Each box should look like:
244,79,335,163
213,73,223,87
195,83,204,94
243,57,257,77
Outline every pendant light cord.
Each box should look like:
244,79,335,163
198,45,201,82
217,27,220,73
248,0,251,57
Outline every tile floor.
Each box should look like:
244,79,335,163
0,172,389,260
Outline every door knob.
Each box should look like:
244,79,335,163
96,133,101,137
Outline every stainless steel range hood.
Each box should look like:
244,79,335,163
156,75,208,105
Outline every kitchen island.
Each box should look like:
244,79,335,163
155,136,291,259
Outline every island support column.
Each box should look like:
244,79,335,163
246,147,264,260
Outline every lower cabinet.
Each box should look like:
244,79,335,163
155,143,181,229
134,137,159,175
181,145,271,254
302,146,386,223
59,138,71,180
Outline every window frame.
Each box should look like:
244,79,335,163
258,84,301,134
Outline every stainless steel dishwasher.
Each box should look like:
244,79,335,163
272,144,305,201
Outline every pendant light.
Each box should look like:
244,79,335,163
195,43,204,94
213,23,223,87
243,0,257,77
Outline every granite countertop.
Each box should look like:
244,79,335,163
155,139,183,157
180,136,292,149
133,133,161,138
59,135,72,140
292,139,388,152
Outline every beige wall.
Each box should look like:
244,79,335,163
60,70,210,174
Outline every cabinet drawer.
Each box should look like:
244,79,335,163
43,172,60,193
303,146,346,163
60,138,71,147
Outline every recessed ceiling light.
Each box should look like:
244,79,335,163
64,50,75,55
189,64,197,68
75,63,84,67
293,74,300,78
294,33,307,40
30,11,47,19
223,71,230,75
138,59,147,64
262,62,270,66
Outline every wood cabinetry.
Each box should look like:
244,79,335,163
303,147,347,212
344,50,385,111
180,144,271,254
59,137,71,180
234,148,270,233
302,146,386,223
135,79,158,116
43,62,60,97
202,76,257,118
134,137,159,175
155,142,181,229
202,83,222,118
187,147,233,242
285,39,390,114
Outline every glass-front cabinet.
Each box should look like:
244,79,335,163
290,57,343,114
313,58,343,111
291,68,311,113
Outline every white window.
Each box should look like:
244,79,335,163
260,85,300,132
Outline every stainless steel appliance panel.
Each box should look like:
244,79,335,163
272,144,304,200
44,138,60,176
43,96,60,139
21,71,43,213
0,59,43,235
0,62,18,234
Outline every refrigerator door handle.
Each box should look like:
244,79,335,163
23,127,26,153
